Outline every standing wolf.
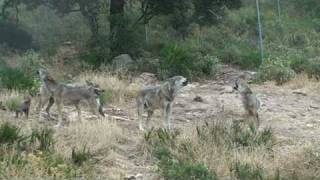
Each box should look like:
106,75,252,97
136,76,188,130
36,69,105,127
233,78,261,127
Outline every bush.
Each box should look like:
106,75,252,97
98,88,113,105
0,63,35,90
305,57,320,80
254,57,296,85
0,123,23,145
4,96,23,112
0,51,43,91
196,121,274,149
30,128,55,152
221,42,260,69
0,20,34,51
231,162,265,180
159,43,220,80
144,129,217,180
232,122,274,147
71,146,92,166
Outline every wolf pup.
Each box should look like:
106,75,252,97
16,96,32,119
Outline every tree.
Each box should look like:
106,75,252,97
109,0,126,56
1,0,104,46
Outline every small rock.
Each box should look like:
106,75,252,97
292,90,307,96
310,105,319,109
137,72,157,85
124,173,143,180
193,96,204,102
112,54,134,70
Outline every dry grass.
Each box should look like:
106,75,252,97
141,116,320,179
76,71,139,105
284,74,320,94
0,71,140,179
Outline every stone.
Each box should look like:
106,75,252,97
112,54,134,70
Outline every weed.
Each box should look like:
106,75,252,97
4,96,22,112
30,128,55,152
71,146,92,166
231,162,265,180
0,122,23,145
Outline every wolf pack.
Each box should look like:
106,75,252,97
0,68,260,130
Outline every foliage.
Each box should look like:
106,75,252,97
305,57,320,80
159,43,220,80
144,129,217,180
30,128,55,152
4,96,22,112
71,146,92,166
0,62,35,90
196,121,274,149
0,122,94,178
230,162,265,180
254,57,296,85
0,122,23,145
0,51,43,91
193,0,242,26
98,88,113,105
0,20,34,51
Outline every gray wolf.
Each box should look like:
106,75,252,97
233,78,260,127
136,76,188,130
37,78,55,119
15,96,31,119
36,69,105,127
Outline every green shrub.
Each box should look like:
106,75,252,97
231,162,265,180
254,57,296,85
0,51,43,91
144,129,217,180
159,43,220,80
98,88,113,105
0,20,34,51
158,153,217,180
71,146,91,166
221,42,260,69
305,57,320,80
0,123,23,145
0,63,35,90
196,55,220,77
196,121,274,149
232,122,274,147
159,43,194,80
30,128,55,152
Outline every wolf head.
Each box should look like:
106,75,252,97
233,79,252,94
36,68,56,83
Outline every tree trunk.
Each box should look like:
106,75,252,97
110,0,125,57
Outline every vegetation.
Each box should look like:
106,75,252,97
0,122,95,179
142,120,320,179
